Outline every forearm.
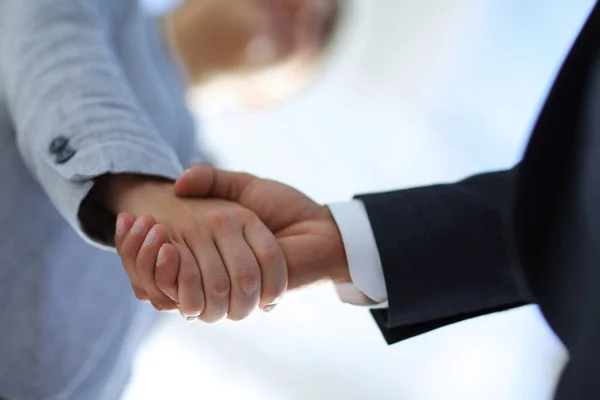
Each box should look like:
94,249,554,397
90,173,175,215
352,167,531,342
0,0,154,143
0,0,184,247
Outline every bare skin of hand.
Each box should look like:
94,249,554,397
145,164,350,295
95,174,287,322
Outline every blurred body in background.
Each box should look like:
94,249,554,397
0,1,335,399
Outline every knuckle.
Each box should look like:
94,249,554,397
179,268,201,286
257,242,282,266
206,210,234,231
236,268,260,294
209,274,231,297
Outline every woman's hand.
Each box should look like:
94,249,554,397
98,174,287,322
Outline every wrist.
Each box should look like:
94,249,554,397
321,206,351,284
91,174,174,215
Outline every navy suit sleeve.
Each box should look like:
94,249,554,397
356,168,532,344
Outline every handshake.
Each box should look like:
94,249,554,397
100,163,350,322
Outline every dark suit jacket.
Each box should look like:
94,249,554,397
357,2,600,398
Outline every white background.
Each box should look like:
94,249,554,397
126,1,596,399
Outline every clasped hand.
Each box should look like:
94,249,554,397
111,164,350,322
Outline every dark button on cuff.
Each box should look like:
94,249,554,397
49,136,69,154
55,146,76,164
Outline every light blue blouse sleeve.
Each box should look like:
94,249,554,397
0,0,184,247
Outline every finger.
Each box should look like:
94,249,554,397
115,213,135,255
183,233,231,323
175,163,255,202
173,241,207,321
120,214,157,301
155,243,180,303
115,213,146,301
211,213,261,321
174,163,216,198
244,215,287,311
137,224,179,311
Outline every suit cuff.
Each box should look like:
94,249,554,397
327,200,388,306
55,140,184,250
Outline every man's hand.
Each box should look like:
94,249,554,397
174,164,350,290
95,174,288,322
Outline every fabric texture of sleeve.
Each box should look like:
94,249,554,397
0,0,184,248
356,168,533,344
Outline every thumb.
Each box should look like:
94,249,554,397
175,163,256,201
174,163,215,198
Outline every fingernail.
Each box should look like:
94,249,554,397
181,311,199,321
143,227,158,247
263,303,278,313
156,246,166,267
130,218,145,235
116,217,126,237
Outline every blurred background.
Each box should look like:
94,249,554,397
124,1,596,399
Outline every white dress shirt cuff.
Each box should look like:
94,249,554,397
327,200,388,308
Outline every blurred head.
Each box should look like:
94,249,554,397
169,0,340,109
